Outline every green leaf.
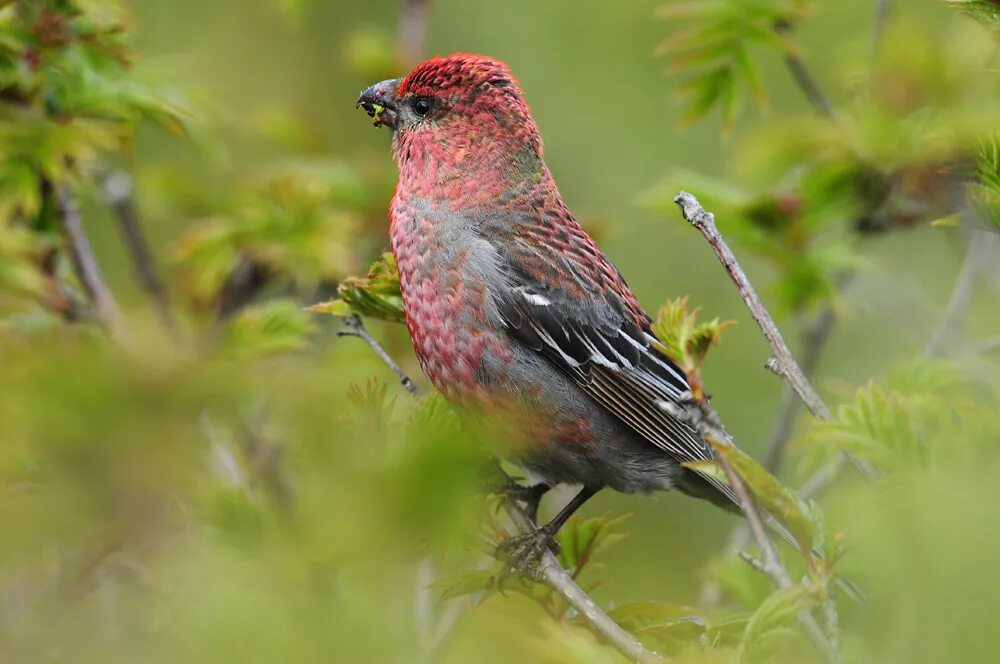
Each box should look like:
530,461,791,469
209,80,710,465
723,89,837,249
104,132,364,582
432,568,497,602
734,584,811,663
968,136,1000,230
658,0,808,126
555,513,629,575
705,439,818,555
604,602,706,653
941,0,1000,31
309,252,404,324
223,299,319,359
650,296,735,378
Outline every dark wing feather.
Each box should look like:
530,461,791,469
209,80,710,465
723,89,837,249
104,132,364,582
494,246,736,502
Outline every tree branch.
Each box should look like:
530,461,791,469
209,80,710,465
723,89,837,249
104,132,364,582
668,401,837,663
398,0,432,68
56,183,126,341
674,191,833,421
501,498,662,663
674,192,876,482
925,231,997,357
102,171,182,340
773,22,835,121
972,334,1000,357
762,301,838,473
337,314,659,662
337,315,421,397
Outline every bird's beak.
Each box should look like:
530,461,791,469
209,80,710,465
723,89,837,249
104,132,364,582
357,78,401,129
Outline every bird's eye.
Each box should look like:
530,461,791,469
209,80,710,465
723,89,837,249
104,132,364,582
413,98,432,116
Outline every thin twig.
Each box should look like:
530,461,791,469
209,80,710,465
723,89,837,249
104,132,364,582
674,192,876,485
717,443,791,589
872,0,895,55
337,315,420,397
674,403,837,664
341,314,658,662
674,192,832,421
773,22,835,121
925,231,997,357
762,302,838,473
56,183,126,341
971,335,1000,356
398,0,432,68
102,171,182,340
798,455,848,502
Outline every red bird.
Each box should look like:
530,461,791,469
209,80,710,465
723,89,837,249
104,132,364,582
359,54,738,562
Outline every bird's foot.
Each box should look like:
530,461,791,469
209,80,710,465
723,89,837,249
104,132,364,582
479,460,550,523
495,527,559,584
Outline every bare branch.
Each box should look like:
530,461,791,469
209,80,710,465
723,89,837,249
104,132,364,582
56,183,126,341
398,0,432,68
102,171,182,340
674,192,833,421
773,22,835,121
674,192,875,485
926,231,997,357
762,302,838,473
337,315,421,397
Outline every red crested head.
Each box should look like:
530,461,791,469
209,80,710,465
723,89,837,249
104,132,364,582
397,53,522,105
358,54,545,188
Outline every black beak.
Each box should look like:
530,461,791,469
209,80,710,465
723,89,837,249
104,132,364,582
357,78,401,129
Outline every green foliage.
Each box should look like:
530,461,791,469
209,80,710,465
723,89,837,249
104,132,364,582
700,438,819,556
734,584,810,663
942,0,1000,30
657,0,810,127
652,296,735,385
605,602,707,655
307,251,404,323
0,223,44,298
222,298,319,359
969,136,1000,229
0,0,190,318
174,166,363,305
808,359,987,472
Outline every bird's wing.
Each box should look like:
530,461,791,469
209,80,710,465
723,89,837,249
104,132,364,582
492,232,734,500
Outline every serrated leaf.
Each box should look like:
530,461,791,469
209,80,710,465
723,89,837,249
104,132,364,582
659,0,808,126
223,299,318,359
735,584,811,663
432,568,496,602
707,439,818,555
555,513,629,574
309,252,404,323
603,602,706,653
941,0,1000,30
651,296,735,380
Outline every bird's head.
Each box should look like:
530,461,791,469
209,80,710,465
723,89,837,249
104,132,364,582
357,54,543,166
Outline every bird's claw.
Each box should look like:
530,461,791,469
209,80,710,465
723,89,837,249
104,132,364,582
495,528,559,586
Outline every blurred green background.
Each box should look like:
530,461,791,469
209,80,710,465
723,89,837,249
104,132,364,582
3,0,1000,662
